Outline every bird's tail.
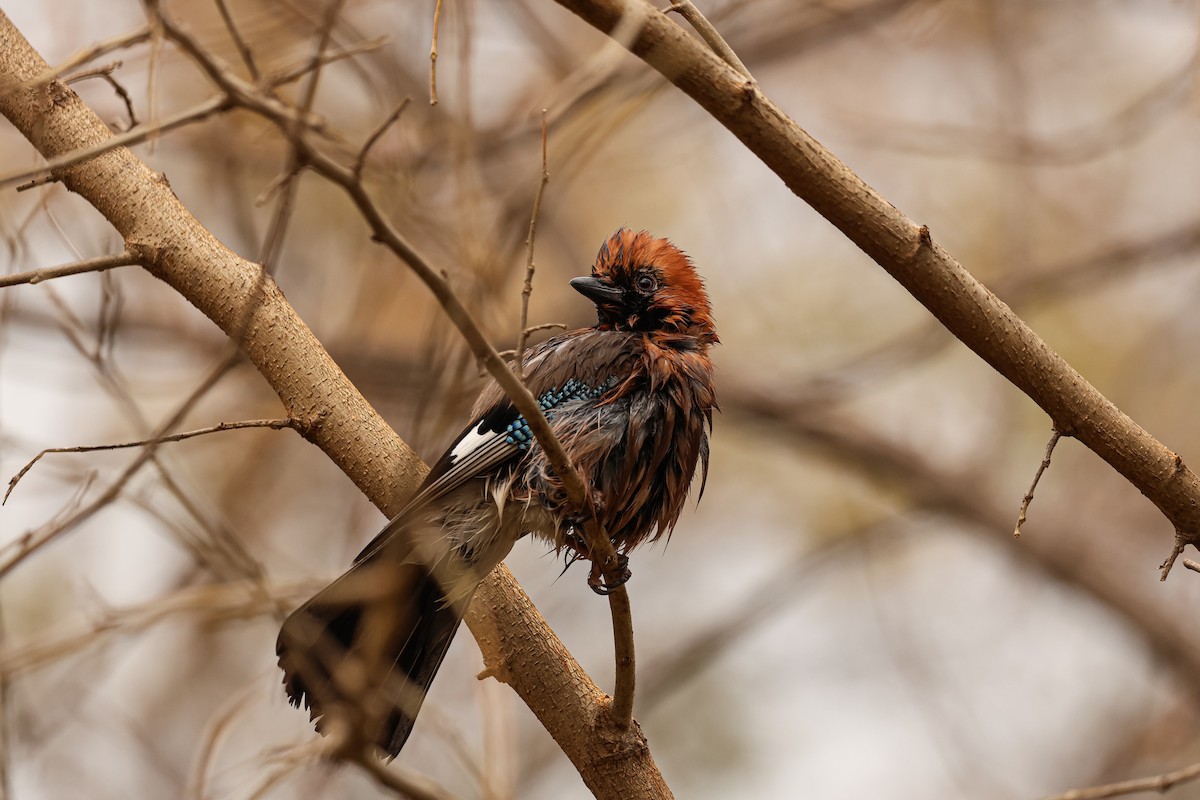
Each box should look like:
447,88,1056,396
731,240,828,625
276,544,471,758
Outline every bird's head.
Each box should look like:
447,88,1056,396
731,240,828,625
570,229,717,342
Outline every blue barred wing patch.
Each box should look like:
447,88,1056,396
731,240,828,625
503,377,617,450
391,376,617,523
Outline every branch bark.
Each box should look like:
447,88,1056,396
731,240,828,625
549,0,1200,574
0,10,667,798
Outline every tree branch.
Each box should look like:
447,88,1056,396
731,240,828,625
1040,759,1200,800
550,0,1200,575
0,250,139,288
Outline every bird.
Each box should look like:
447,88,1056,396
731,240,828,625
276,228,718,758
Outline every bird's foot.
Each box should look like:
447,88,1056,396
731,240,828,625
588,553,631,595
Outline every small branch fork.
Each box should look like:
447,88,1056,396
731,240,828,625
63,60,138,130
1013,427,1063,539
353,97,409,180
0,351,244,581
665,1,754,83
4,418,299,504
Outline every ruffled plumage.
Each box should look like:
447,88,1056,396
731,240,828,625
277,229,718,757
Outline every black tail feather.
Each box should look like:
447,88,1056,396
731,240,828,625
277,558,467,757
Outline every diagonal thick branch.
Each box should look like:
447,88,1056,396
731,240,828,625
551,0,1200,577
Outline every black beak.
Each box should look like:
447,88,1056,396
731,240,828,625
570,276,623,304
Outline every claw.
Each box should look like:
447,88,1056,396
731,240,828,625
587,553,631,595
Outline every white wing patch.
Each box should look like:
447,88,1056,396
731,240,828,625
447,422,495,464
382,376,619,537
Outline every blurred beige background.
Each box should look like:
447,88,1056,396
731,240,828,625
2,1,1200,798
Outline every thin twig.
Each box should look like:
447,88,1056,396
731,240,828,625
0,25,152,95
515,109,550,378
666,1,754,83
0,579,316,676
4,418,298,504
354,97,411,180
240,742,327,800
187,680,262,800
522,321,567,336
346,749,460,800
1159,536,1186,581
213,0,260,81
264,35,389,88
0,251,139,288
0,598,9,800
146,11,164,153
495,324,569,359
430,0,444,105
0,94,230,189
0,352,242,579
257,0,348,272
253,168,293,208
1040,759,1200,800
1014,428,1062,538
63,61,138,130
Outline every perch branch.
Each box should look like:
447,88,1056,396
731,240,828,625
551,0,1200,577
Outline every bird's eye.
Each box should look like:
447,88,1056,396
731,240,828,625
635,275,657,293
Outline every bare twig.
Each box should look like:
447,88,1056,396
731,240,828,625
0,579,316,676
0,599,9,800
1014,428,1063,538
0,24,152,95
240,741,328,800
521,321,566,336
353,97,411,180
187,680,262,800
4,418,298,504
213,0,259,81
495,324,569,360
63,61,138,129
0,94,230,189
264,35,389,88
1040,759,1200,800
666,1,754,82
146,11,164,152
344,748,460,800
0,251,139,288
1185,558,1199,574
257,0,347,272
515,109,550,378
0,352,241,579
430,0,443,105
